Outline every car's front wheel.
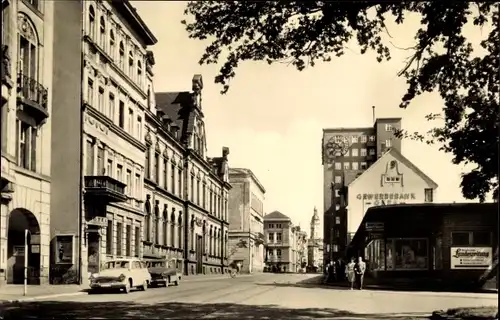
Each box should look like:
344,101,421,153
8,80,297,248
140,280,148,291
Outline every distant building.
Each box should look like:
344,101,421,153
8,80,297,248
227,168,266,273
307,207,322,271
293,227,308,271
264,211,299,272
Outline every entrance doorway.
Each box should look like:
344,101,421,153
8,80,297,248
87,231,100,274
7,208,41,284
196,235,203,274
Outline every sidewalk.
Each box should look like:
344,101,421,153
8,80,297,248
0,273,252,303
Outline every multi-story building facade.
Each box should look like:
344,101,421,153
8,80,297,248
264,211,298,272
307,207,322,271
227,168,266,273
1,0,55,285
322,116,438,263
293,227,308,272
51,0,158,284
146,75,232,275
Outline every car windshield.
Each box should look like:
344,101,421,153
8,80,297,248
149,261,166,268
104,261,130,269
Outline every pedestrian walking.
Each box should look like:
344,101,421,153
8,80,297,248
336,258,344,281
345,257,356,290
355,257,366,290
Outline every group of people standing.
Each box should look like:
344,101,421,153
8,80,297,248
325,257,366,290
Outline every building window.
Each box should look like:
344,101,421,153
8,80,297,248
109,30,115,59
144,147,151,180
118,101,125,128
334,176,341,184
126,169,132,196
99,16,106,49
119,42,125,69
147,87,151,109
135,173,140,197
108,94,115,121
351,148,359,157
360,135,367,143
202,183,207,208
106,159,113,176
276,249,282,257
424,188,433,202
85,140,94,175
116,164,123,181
16,120,36,171
334,162,341,170
170,163,176,193
269,224,274,229
136,116,142,140
88,6,95,39
197,180,201,205
335,204,340,211
125,225,131,256
128,50,134,78
385,124,393,132
190,175,194,202
134,226,140,257
98,87,104,113
451,232,470,246
96,146,104,175
106,220,113,255
137,60,143,86
177,215,183,250
369,148,376,155
177,169,182,197
163,158,168,189
334,189,340,197
333,244,339,252
360,148,367,156
352,162,359,170
116,222,123,256
154,152,160,183
170,214,176,248
385,139,392,148
360,162,367,170
268,233,274,241
277,233,282,241
334,229,340,237
128,108,133,134
473,232,491,246
343,162,350,170
87,79,94,105
369,135,376,142
351,136,358,143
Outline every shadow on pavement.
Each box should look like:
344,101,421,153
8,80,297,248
263,276,499,294
0,300,430,319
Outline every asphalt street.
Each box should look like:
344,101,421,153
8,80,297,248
0,273,497,319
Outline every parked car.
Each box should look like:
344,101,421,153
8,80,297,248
144,258,182,287
89,258,151,293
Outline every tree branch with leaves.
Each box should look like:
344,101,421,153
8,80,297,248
182,1,499,202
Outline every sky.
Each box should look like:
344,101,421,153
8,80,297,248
133,2,488,236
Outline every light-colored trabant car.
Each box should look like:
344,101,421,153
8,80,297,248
89,258,151,293
145,258,182,287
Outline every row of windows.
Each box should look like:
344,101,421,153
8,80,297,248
86,77,143,141
87,4,146,90
145,212,183,249
105,220,141,258
267,248,282,257
85,140,143,202
334,161,369,173
333,134,376,144
267,223,283,229
268,232,282,242
451,231,492,247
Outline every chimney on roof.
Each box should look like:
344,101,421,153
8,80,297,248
372,106,376,124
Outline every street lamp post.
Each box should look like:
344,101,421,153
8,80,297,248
24,229,30,296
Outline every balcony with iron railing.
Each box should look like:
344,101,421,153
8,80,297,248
84,175,127,203
16,72,49,124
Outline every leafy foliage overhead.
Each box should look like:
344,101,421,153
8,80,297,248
182,2,499,202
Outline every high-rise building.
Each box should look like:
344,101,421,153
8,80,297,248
227,168,266,273
322,117,403,263
322,116,438,264
1,0,55,285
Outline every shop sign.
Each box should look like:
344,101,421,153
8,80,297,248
88,216,107,227
366,222,384,232
357,193,416,201
369,233,384,240
31,244,40,254
450,247,492,269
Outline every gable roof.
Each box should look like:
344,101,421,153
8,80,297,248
264,211,291,221
348,148,438,189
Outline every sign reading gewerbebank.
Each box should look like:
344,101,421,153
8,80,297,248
356,193,416,201
450,247,492,269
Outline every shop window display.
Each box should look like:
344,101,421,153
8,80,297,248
364,239,386,271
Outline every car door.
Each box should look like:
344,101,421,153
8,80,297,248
132,260,142,284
